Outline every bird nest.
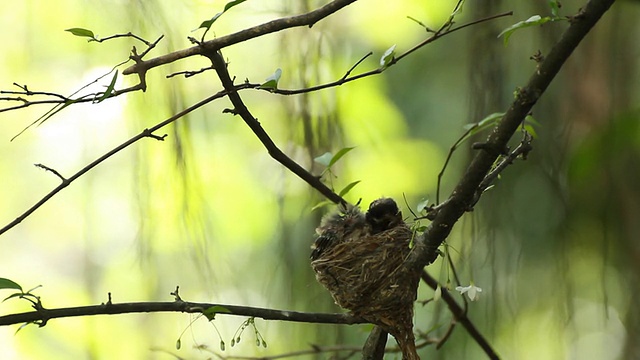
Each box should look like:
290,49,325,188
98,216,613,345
310,199,421,358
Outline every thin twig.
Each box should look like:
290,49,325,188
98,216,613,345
34,164,67,182
0,90,228,236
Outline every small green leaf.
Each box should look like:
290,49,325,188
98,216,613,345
311,200,333,212
258,68,282,90
498,15,553,46
380,44,397,67
314,152,333,167
0,278,22,292
459,112,505,145
338,180,361,197
549,0,561,17
525,114,540,127
203,305,231,321
524,123,538,138
451,0,466,17
524,115,540,138
198,14,223,30
65,28,95,39
3,292,25,303
463,112,504,130
197,0,247,31
224,0,247,11
328,146,356,167
96,70,118,103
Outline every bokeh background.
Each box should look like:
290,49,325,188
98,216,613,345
1,1,639,359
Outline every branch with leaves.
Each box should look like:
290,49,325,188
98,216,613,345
0,3,510,235
0,0,618,359
409,0,616,268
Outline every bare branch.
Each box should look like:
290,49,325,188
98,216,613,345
0,300,362,327
123,0,359,76
34,164,67,182
0,90,228,236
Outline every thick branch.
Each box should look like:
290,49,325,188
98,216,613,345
123,0,358,76
0,301,361,327
410,0,616,267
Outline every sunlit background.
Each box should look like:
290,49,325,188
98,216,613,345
1,1,639,359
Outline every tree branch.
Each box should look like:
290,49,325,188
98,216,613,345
206,49,346,205
122,0,359,76
0,300,362,327
409,0,617,267
0,90,228,235
420,271,499,359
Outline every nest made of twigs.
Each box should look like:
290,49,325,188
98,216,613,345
311,221,419,338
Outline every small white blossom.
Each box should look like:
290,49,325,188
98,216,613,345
455,284,483,301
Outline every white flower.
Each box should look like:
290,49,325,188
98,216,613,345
455,284,483,301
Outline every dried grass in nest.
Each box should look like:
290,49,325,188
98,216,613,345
311,223,421,359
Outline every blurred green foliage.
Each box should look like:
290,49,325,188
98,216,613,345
1,0,639,359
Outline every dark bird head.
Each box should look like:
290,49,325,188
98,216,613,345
365,197,403,234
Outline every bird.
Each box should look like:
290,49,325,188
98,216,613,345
365,197,404,234
310,197,420,360
310,198,402,260
310,202,366,261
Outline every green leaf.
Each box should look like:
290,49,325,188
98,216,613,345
524,123,538,138
65,28,95,39
314,152,333,167
203,305,232,320
197,0,248,31
328,146,356,167
96,70,118,103
0,278,22,292
459,112,504,145
311,200,333,212
463,112,505,131
198,14,223,30
3,292,25,303
258,68,282,90
525,114,541,127
451,0,466,17
549,0,561,17
498,15,553,46
338,180,361,197
524,115,540,138
224,0,247,11
380,44,396,67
